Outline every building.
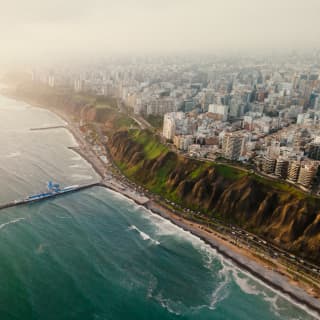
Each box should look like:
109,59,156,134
262,156,276,174
147,98,176,115
287,161,301,182
297,163,318,189
74,79,83,92
48,74,55,88
208,104,229,121
267,141,281,158
173,135,193,151
229,94,244,118
162,114,176,140
202,89,215,111
308,143,320,160
274,158,289,179
222,133,244,161
243,116,253,131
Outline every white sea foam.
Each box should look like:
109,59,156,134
128,225,160,245
233,271,261,296
0,218,25,230
153,293,187,315
262,294,282,317
206,258,232,309
146,275,158,299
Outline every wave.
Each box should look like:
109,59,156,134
153,293,188,315
128,225,160,245
233,271,261,296
0,218,25,230
207,258,232,309
141,209,319,318
146,274,158,299
231,266,319,319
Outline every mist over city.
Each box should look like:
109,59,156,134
1,0,320,64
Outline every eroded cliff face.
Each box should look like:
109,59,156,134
109,130,320,263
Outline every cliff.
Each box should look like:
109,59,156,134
109,129,320,264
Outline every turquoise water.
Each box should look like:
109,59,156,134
0,96,317,319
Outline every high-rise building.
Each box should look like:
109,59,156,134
162,114,176,140
262,156,276,174
229,95,244,118
222,133,244,161
287,161,301,182
297,163,318,189
74,79,83,92
275,158,289,179
202,89,215,112
48,74,55,88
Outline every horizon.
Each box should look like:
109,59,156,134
1,0,320,64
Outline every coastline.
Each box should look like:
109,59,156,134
3,93,320,317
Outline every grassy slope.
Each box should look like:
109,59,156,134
116,129,314,204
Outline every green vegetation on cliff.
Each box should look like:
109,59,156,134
130,130,169,159
109,129,320,264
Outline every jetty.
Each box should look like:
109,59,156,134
30,125,66,131
0,182,100,211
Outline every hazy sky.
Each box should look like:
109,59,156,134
1,0,320,62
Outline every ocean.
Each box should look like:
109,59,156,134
0,95,317,319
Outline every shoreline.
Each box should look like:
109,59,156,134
3,92,320,317
95,183,320,317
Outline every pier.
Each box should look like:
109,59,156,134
30,125,66,131
0,179,149,212
0,182,101,211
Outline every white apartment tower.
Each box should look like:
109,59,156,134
163,114,176,140
222,133,244,161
